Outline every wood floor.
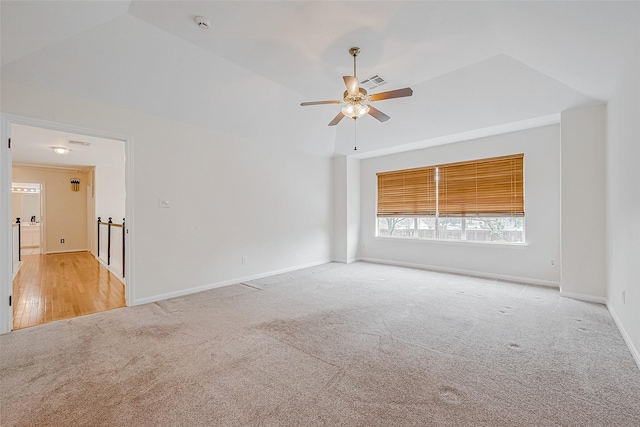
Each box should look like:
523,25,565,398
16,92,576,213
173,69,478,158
12,252,126,330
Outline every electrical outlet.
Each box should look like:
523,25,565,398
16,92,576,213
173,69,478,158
622,290,626,304
241,256,247,265
60,238,65,243
550,259,556,266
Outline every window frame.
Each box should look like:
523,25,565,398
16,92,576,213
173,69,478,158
375,216,526,245
375,154,526,245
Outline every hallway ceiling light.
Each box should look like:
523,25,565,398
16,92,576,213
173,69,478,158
51,147,70,156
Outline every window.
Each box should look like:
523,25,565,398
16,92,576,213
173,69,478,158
376,154,524,243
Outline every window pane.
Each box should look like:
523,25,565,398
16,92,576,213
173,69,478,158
377,217,437,239
417,218,436,239
465,217,524,243
437,218,462,240
378,218,413,238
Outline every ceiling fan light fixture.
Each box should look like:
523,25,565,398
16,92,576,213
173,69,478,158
342,103,370,119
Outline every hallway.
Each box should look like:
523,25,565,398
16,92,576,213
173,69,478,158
12,252,125,330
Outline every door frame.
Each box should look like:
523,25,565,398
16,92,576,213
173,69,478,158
0,113,135,334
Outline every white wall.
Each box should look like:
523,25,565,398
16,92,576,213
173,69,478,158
560,105,607,301
332,156,361,263
95,164,125,224
606,44,640,365
332,156,347,262
346,157,360,262
1,80,333,308
359,125,561,286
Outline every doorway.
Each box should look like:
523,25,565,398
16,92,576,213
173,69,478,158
0,115,134,333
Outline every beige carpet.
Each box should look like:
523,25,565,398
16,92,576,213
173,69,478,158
1,262,639,426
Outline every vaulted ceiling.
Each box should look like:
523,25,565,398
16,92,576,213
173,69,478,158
2,1,638,158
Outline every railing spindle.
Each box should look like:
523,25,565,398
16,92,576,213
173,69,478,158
107,217,112,266
16,218,21,262
97,217,101,257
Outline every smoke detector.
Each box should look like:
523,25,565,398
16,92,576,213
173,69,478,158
195,16,211,29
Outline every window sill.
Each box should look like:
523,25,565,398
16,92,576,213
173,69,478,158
373,236,529,249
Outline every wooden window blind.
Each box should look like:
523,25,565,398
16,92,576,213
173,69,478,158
438,154,524,217
377,166,436,217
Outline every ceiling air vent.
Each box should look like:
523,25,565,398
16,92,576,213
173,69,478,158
360,75,388,90
68,140,91,147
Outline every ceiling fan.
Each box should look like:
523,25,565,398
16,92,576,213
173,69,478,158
301,47,413,126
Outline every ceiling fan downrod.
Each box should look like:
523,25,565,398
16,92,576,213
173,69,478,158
350,47,360,78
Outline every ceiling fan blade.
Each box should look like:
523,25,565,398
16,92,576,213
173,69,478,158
343,76,359,97
367,105,390,122
300,100,343,106
369,87,413,102
328,112,346,126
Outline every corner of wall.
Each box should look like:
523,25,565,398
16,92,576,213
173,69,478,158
604,42,640,372
607,303,640,371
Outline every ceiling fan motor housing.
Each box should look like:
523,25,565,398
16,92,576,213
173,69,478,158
343,88,368,104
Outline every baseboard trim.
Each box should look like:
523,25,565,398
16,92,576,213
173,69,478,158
331,258,358,264
132,259,333,306
94,255,125,284
607,303,640,371
559,290,607,305
46,249,89,254
358,257,560,288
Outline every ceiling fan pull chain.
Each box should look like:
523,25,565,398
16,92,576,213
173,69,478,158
354,118,358,151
